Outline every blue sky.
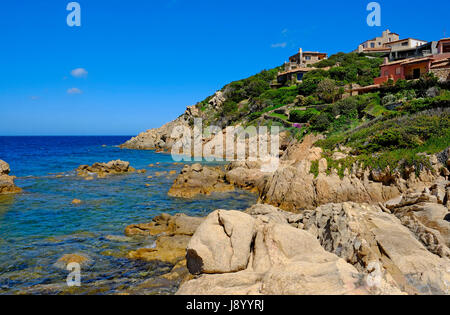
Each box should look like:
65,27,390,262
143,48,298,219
1,0,449,135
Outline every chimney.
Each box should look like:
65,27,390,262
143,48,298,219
299,48,303,65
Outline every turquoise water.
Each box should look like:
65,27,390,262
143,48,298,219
0,136,257,295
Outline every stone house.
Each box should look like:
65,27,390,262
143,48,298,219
272,48,327,87
357,29,399,52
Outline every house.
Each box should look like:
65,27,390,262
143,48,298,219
387,41,437,62
273,48,327,87
437,38,450,54
285,48,328,70
275,67,315,87
356,30,429,60
357,29,399,53
385,38,428,51
374,49,450,84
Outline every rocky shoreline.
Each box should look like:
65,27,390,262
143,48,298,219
124,183,450,294
120,135,450,294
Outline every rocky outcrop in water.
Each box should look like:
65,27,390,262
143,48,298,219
167,164,234,198
77,160,136,179
126,213,204,283
0,160,21,194
119,110,193,151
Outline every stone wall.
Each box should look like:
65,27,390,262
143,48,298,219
430,67,450,82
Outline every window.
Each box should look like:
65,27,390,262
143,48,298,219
396,67,401,75
402,42,408,46
384,70,389,77
305,56,311,60
371,43,375,48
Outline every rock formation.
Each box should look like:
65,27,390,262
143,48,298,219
177,206,405,295
0,160,21,194
167,164,234,198
176,200,450,295
126,213,204,283
76,160,136,179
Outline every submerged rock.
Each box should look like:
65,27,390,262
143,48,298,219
0,160,22,194
128,235,191,265
125,213,203,237
126,213,204,281
54,253,92,269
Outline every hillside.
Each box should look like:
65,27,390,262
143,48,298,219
121,51,450,175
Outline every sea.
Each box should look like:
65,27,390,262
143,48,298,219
0,136,257,295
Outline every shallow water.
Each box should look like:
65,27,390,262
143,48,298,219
0,136,257,294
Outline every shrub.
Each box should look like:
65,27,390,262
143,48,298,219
289,108,320,123
382,94,397,106
310,113,332,132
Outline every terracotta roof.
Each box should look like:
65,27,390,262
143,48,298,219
278,67,315,76
362,47,392,52
431,57,450,69
302,51,327,55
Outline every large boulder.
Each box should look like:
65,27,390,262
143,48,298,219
178,208,402,295
168,164,234,198
186,210,256,274
0,160,21,194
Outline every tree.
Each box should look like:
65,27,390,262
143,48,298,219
316,78,338,103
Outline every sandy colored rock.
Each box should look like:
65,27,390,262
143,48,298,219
258,160,403,212
54,253,91,269
77,160,135,178
125,213,203,237
127,235,190,264
302,202,450,294
0,160,22,195
178,210,384,295
168,164,234,198
186,210,256,274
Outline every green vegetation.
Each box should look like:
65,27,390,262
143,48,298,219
289,108,320,123
193,51,449,177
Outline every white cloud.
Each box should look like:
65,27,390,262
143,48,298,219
67,87,83,94
30,96,40,100
70,68,88,78
271,42,287,48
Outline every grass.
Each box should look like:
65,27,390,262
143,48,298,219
313,108,450,177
